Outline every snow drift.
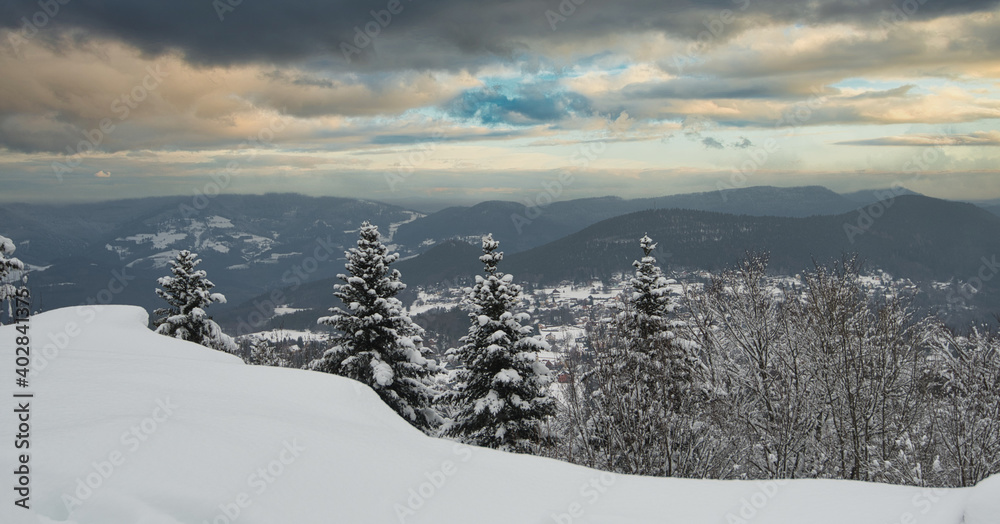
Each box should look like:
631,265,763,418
1,306,997,524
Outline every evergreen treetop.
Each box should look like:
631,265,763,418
313,221,440,432
0,235,26,321
154,250,236,353
447,234,555,453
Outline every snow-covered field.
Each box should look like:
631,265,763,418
407,290,462,316
272,306,309,317
2,306,997,524
120,231,188,250
537,283,620,302
243,328,327,344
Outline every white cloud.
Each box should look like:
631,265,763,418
837,131,1000,147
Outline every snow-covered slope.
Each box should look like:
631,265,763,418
2,306,996,524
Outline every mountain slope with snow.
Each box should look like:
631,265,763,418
1,194,422,317
2,306,997,524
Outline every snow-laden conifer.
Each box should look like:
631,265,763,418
0,234,26,322
312,222,440,432
153,250,236,353
626,234,697,409
586,234,704,476
447,234,555,453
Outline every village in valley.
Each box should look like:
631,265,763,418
239,267,917,386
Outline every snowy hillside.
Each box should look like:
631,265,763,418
2,194,423,317
2,306,997,524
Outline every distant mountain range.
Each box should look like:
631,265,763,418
390,194,1000,286
839,187,922,204
970,198,1000,218
216,194,1000,331
505,195,1000,283
0,194,419,315
392,185,895,254
3,186,999,329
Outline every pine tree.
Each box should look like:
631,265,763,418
447,234,556,453
585,234,705,476
0,234,26,323
626,234,696,409
311,222,440,432
244,337,289,367
153,250,236,353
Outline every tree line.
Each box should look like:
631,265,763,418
556,248,999,487
5,225,995,487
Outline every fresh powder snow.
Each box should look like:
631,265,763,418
1,306,997,524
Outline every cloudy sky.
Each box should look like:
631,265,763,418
1,0,998,208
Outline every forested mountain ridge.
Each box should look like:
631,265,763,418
505,195,1000,284
216,194,1000,331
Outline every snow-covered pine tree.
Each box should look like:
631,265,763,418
153,250,236,353
311,221,440,432
244,337,289,367
629,234,696,405
0,234,26,323
586,234,706,476
446,234,556,453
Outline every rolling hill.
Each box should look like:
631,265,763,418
1,194,421,315
392,186,867,254
6,187,994,330
218,194,1000,331
505,195,1000,284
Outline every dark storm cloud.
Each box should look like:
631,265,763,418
809,0,1000,23
688,18,1000,83
0,112,78,153
2,0,997,69
698,135,756,150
